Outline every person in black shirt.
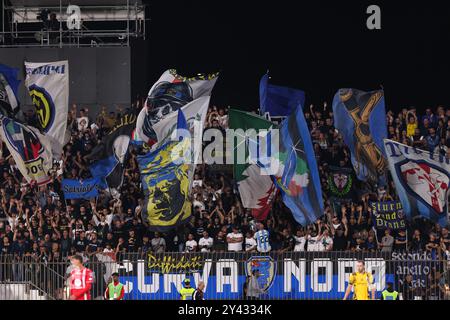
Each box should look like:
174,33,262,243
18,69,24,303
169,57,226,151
409,229,425,252
59,229,72,256
128,218,144,246
195,219,205,240
440,227,450,252
220,187,234,214
394,229,408,251
207,217,222,238
126,230,137,252
213,231,227,252
139,236,151,255
78,206,92,227
111,220,125,245
280,229,295,252
73,231,88,253
400,274,416,300
193,281,205,300
86,233,102,256
103,232,115,248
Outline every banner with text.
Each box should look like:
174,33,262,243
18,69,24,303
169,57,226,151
105,252,393,300
370,201,406,232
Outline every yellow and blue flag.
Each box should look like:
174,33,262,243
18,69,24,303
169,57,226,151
332,88,388,185
138,110,192,231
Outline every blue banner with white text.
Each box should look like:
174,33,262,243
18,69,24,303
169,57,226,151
62,177,104,199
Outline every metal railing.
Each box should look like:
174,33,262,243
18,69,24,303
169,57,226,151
0,251,448,300
1,1,147,48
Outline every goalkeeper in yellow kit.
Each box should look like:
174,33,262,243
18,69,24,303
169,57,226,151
343,260,376,300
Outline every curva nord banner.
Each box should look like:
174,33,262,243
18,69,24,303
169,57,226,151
108,252,394,300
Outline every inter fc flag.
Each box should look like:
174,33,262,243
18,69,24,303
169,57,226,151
384,139,450,226
86,110,137,190
228,109,278,221
135,69,218,146
137,110,192,231
273,105,325,226
0,64,20,116
332,88,388,185
25,61,69,159
0,117,53,186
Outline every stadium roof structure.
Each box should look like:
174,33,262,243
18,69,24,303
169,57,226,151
9,0,142,5
1,0,147,47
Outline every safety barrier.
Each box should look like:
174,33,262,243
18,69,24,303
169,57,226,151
0,251,448,300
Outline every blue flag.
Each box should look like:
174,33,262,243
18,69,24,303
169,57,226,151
259,74,305,117
86,110,136,189
384,139,449,227
62,177,104,199
0,64,20,115
273,105,324,225
332,88,388,185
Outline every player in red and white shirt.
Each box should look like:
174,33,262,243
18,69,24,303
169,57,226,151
68,255,94,300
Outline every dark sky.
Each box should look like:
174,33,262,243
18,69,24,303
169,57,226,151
142,0,450,112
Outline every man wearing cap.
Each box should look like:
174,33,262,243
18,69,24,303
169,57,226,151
104,273,125,300
179,278,195,300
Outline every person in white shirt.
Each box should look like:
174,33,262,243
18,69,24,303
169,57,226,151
318,229,334,251
245,231,257,252
218,108,228,127
198,231,214,252
293,229,307,252
76,108,89,131
91,200,113,229
254,222,271,253
227,227,243,252
192,199,205,212
306,229,321,252
185,233,198,252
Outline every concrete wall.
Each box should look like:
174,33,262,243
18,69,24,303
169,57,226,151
0,46,131,113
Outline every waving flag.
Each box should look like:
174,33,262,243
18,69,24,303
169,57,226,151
86,110,136,190
0,117,53,186
62,177,104,200
332,88,387,185
25,61,69,158
327,166,355,200
384,139,449,226
274,105,324,225
138,110,192,231
259,73,305,117
229,109,278,221
135,69,218,146
0,64,20,116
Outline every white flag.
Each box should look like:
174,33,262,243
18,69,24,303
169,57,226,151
0,117,53,186
135,69,218,145
25,60,69,159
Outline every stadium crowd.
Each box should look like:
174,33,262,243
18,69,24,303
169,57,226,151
0,101,449,265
